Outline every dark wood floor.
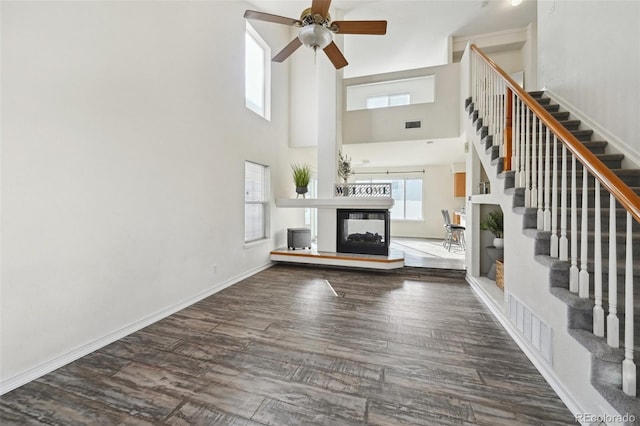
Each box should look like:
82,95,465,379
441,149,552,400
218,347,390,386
0,265,575,425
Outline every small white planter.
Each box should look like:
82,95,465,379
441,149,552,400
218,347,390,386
493,237,504,249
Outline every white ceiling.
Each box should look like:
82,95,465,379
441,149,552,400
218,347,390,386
246,0,537,167
247,0,536,77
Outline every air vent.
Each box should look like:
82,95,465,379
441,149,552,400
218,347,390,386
405,120,421,129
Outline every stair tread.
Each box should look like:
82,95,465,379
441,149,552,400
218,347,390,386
468,97,640,411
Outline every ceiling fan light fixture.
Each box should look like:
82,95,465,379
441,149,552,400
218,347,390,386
298,24,333,50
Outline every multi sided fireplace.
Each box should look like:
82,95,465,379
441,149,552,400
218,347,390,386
336,209,390,256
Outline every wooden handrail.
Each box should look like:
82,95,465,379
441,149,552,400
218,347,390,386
471,44,640,224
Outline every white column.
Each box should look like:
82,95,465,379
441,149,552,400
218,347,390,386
316,42,340,252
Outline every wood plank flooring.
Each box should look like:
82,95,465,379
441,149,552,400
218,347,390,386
0,265,575,425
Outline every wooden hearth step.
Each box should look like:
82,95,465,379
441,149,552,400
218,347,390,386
270,248,404,270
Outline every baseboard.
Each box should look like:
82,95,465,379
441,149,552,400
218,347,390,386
466,275,586,421
543,90,640,168
0,262,273,395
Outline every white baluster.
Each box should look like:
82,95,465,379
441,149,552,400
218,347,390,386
560,144,568,261
531,115,538,210
593,180,604,337
512,93,517,176
607,194,619,347
622,212,636,396
544,127,552,233
520,99,526,188
549,133,558,257
524,108,531,206
579,169,589,298
537,120,544,229
570,155,579,293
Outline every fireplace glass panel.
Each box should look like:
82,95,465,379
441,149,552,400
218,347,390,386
336,209,390,256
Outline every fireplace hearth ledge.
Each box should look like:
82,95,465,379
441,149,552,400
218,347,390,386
276,198,393,209
270,248,404,270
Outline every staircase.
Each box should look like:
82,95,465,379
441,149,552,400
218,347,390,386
466,80,640,418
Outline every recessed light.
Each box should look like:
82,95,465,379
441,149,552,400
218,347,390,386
511,0,523,6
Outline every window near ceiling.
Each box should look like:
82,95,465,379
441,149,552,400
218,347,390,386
244,161,270,243
366,93,411,109
245,22,271,120
346,75,435,111
356,178,423,220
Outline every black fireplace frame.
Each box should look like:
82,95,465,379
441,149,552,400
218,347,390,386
336,209,390,256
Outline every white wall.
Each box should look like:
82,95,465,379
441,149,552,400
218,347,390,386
537,0,640,161
1,1,297,386
353,165,462,238
343,64,460,144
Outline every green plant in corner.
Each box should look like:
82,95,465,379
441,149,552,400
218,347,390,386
480,209,504,238
291,163,311,198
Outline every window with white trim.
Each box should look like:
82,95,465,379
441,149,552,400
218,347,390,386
356,178,423,220
245,23,271,120
244,161,270,242
366,93,411,109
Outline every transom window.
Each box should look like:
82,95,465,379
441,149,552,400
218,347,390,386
366,93,411,109
346,75,435,111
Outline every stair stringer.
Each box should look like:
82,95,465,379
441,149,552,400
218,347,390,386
463,112,623,422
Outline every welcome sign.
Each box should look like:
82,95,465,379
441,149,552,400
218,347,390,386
334,183,392,197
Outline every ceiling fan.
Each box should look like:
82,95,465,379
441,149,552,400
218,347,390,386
244,0,387,70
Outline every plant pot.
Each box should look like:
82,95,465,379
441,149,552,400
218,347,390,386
493,237,504,249
295,186,308,198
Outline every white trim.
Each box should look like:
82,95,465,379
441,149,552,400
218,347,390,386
544,90,640,167
0,262,273,395
466,275,586,420
270,253,404,270
275,197,393,209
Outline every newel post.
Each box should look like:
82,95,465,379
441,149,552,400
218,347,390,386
503,87,513,171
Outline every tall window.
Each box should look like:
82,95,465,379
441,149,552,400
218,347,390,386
357,178,423,220
245,161,270,242
245,23,271,120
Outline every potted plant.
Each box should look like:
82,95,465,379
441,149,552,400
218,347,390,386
337,150,354,184
291,163,311,198
480,209,504,248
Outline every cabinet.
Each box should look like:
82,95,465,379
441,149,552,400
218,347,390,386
453,172,466,197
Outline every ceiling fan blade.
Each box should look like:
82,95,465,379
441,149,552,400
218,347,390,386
273,37,303,62
243,10,301,26
331,20,387,35
311,0,332,17
323,41,348,69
